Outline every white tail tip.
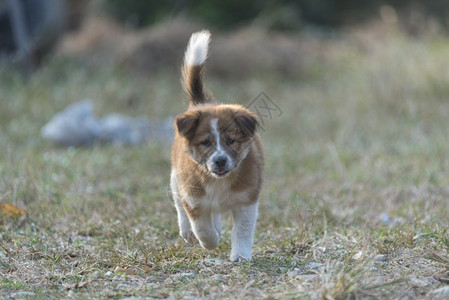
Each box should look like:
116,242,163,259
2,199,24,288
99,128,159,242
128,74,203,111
185,30,211,66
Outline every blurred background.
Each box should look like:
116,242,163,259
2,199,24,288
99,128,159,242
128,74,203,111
1,0,449,77
1,0,449,162
2,0,449,183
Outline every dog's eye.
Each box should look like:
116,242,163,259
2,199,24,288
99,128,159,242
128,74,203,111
225,137,235,145
201,139,211,147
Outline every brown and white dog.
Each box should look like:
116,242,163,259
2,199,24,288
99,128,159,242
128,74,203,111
170,30,264,262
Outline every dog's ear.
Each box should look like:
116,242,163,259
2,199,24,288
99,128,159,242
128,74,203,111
234,110,258,137
175,110,201,139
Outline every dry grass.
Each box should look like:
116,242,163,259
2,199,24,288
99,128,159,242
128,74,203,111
1,24,449,299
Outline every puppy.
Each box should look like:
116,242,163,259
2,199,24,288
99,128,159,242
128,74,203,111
170,30,264,262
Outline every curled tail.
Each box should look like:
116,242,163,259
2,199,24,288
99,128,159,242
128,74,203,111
182,30,211,106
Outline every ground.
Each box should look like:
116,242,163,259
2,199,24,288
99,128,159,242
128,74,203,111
1,25,449,299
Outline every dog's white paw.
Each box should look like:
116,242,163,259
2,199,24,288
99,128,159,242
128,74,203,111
230,252,251,263
230,249,251,262
230,241,252,262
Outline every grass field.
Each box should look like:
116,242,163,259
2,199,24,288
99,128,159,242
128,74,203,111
1,28,449,299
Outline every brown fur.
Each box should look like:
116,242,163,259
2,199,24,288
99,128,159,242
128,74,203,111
181,198,202,220
181,64,211,106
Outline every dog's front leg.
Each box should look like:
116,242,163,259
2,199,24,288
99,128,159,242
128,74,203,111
230,202,259,262
190,212,220,250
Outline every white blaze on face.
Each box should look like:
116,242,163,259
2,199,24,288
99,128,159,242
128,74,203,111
207,118,235,175
211,118,225,155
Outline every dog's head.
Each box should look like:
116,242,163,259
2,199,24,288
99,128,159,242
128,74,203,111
175,104,258,178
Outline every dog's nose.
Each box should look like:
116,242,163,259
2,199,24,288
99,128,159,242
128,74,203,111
214,156,227,168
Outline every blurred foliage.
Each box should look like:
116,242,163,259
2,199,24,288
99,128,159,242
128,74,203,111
105,0,449,29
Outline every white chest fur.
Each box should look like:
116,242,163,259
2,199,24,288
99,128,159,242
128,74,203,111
183,178,247,213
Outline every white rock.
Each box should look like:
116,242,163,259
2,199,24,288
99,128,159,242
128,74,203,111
105,271,113,277
352,251,364,261
375,254,387,262
41,100,101,147
98,114,150,145
41,100,167,147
